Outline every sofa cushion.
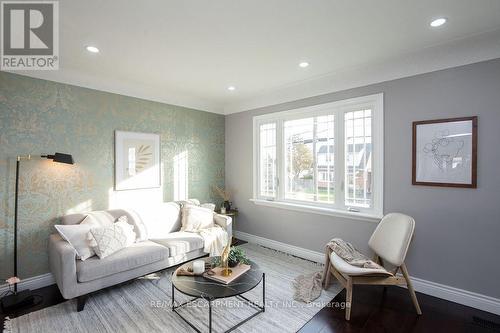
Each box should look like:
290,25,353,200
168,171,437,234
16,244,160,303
76,241,169,282
133,202,182,239
151,232,204,257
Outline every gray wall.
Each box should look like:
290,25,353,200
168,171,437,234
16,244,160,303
225,58,500,298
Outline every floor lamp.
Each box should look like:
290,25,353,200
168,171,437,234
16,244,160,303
0,153,74,312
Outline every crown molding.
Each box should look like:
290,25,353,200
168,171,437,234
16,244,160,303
223,28,500,115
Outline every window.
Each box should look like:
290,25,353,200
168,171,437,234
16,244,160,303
253,94,383,219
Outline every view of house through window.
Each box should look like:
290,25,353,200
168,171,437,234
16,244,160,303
284,115,335,203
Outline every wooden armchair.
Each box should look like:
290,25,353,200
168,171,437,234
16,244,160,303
323,213,422,320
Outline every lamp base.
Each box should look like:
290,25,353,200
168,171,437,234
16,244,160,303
1,289,35,312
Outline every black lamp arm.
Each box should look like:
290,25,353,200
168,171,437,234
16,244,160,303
41,153,74,164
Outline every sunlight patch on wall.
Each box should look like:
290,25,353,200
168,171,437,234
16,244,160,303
65,199,93,215
173,151,188,201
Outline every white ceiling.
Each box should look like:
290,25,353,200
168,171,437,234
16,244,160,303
13,0,500,114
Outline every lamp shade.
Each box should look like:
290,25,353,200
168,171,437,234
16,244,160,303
43,152,74,164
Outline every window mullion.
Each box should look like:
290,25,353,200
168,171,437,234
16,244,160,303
335,109,345,211
255,120,260,199
277,119,284,201
313,117,318,202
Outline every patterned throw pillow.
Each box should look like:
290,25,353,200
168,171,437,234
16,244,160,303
88,217,136,259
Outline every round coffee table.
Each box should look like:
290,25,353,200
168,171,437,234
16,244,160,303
171,258,265,333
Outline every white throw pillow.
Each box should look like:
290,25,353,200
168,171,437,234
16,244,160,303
54,215,100,260
133,202,181,239
181,205,215,232
88,218,136,259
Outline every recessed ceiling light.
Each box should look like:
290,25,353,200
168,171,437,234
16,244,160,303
299,62,309,68
85,46,100,53
227,86,236,91
430,18,447,27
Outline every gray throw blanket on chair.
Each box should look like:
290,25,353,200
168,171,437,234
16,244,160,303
321,238,383,288
325,238,383,270
294,239,383,303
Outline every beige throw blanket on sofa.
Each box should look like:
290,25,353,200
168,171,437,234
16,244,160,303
197,225,228,256
180,204,228,256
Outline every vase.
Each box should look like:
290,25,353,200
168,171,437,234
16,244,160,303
228,258,239,268
223,201,231,211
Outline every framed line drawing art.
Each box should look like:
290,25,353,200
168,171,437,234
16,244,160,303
115,131,161,190
412,116,477,188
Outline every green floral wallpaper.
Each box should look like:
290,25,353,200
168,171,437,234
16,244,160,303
0,72,225,281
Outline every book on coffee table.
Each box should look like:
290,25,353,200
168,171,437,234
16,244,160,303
203,264,251,284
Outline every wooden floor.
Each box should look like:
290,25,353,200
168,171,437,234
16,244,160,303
298,284,500,333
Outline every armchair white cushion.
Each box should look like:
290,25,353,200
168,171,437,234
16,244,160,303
329,252,392,276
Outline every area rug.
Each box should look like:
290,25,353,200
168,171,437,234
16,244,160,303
5,243,341,333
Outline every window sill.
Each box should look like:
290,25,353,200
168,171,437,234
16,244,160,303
249,199,382,223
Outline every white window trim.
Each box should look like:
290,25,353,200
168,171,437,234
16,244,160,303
250,199,382,222
252,93,384,221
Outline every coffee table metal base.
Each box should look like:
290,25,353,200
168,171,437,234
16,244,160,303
171,273,265,333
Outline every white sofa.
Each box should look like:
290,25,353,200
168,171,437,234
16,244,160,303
48,201,232,311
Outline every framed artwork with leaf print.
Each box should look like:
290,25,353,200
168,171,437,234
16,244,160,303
115,130,161,190
412,116,477,188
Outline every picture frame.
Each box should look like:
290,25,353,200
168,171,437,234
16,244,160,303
115,130,161,190
412,116,477,188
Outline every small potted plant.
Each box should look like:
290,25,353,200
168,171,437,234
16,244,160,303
228,246,250,267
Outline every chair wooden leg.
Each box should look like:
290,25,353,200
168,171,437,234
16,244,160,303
324,264,332,289
345,277,353,320
401,263,422,315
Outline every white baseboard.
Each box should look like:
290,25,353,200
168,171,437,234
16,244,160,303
408,276,500,316
235,230,324,263
235,230,500,316
0,273,54,294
